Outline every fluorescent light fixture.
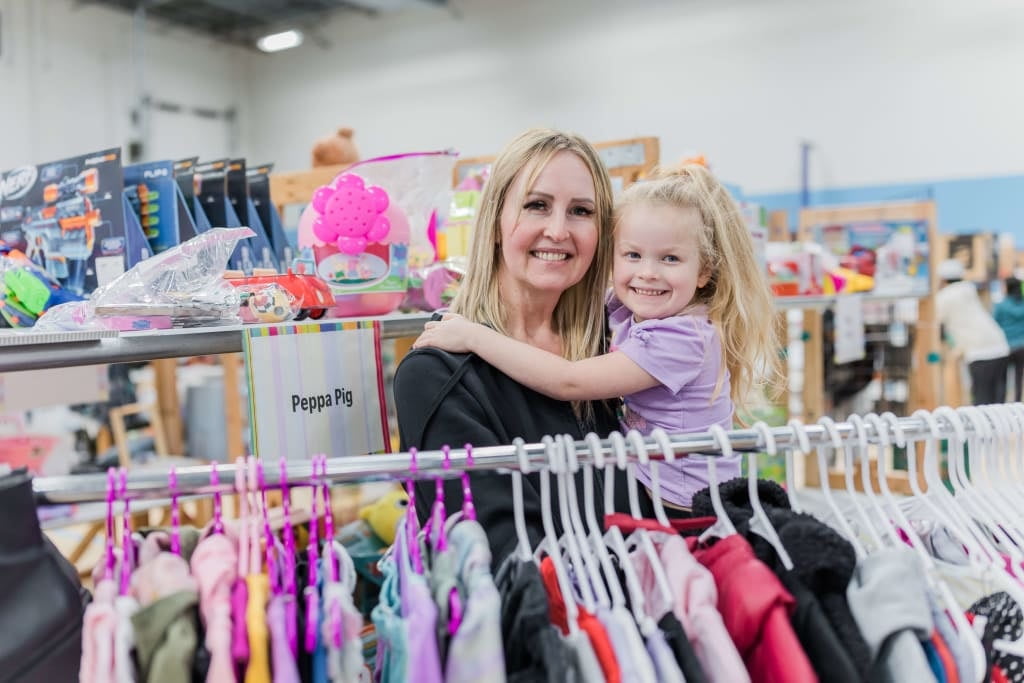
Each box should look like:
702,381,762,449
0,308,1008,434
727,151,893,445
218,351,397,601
257,30,304,53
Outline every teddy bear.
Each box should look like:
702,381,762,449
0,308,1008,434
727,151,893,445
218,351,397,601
311,127,360,168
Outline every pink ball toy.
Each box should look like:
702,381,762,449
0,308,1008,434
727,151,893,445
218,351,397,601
310,173,391,255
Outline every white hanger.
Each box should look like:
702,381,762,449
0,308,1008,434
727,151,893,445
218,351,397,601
837,415,884,550
698,424,739,544
625,429,676,608
646,428,676,529
785,419,811,513
814,417,867,559
559,434,612,609
602,430,660,634
1008,404,1024,487
982,406,1024,525
538,438,581,634
848,414,898,547
952,407,1024,567
511,438,535,563
583,432,628,609
911,410,997,565
749,422,795,570
871,412,989,683
543,435,597,613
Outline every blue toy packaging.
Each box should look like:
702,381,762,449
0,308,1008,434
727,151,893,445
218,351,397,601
0,148,128,295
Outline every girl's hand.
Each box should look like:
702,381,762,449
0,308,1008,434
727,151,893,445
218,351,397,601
413,313,479,353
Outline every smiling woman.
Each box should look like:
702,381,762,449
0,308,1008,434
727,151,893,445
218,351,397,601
392,127,621,566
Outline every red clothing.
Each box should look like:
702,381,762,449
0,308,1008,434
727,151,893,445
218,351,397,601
930,631,959,683
539,556,621,683
604,512,718,535
686,534,817,683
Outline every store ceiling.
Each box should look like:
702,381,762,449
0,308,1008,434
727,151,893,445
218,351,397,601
83,0,446,48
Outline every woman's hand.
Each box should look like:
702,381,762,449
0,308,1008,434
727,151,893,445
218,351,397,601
413,313,480,353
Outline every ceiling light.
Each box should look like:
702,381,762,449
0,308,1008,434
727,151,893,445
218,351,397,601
256,30,304,53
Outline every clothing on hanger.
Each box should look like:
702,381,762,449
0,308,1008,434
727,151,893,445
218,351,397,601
846,548,938,683
691,478,872,677
494,554,575,683
685,534,817,683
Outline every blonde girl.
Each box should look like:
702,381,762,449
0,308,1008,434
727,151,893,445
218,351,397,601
415,163,780,508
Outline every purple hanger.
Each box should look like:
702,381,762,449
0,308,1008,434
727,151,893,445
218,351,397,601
256,460,278,596
104,468,116,582
461,443,476,521
406,448,423,574
280,458,298,656
304,456,322,654
427,445,450,553
319,455,344,649
118,467,133,596
210,463,225,535
169,467,181,556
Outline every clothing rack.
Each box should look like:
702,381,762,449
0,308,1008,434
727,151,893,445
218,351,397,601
32,411,1013,506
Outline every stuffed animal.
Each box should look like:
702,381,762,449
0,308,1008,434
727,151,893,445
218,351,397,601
311,127,360,168
358,488,409,546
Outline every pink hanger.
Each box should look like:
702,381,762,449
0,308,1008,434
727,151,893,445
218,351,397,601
304,455,322,654
236,457,250,578
406,448,423,574
118,467,133,596
279,458,298,656
460,443,476,521
256,460,278,596
318,455,344,649
169,467,181,556
210,463,225,535
104,467,116,582
427,445,450,553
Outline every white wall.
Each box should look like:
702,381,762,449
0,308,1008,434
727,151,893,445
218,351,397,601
243,0,1024,193
1,0,1022,193
0,0,250,170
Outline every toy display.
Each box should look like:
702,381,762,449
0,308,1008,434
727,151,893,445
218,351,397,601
0,244,84,327
124,160,184,255
812,220,930,296
0,148,128,295
298,150,456,317
403,258,466,312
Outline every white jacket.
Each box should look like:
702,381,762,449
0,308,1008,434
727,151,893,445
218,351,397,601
935,281,1009,362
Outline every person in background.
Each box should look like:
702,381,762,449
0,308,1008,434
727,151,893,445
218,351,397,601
415,163,782,510
994,276,1024,401
935,258,1010,404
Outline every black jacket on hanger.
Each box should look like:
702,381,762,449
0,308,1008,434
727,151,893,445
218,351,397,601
395,346,628,568
692,478,870,682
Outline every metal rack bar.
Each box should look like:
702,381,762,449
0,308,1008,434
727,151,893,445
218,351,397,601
0,313,432,372
32,414,985,506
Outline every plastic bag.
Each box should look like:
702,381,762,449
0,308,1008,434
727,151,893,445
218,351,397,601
36,227,254,331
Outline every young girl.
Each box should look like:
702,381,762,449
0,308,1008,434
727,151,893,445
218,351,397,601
413,164,780,509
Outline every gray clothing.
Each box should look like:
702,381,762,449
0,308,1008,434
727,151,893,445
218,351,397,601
847,549,937,683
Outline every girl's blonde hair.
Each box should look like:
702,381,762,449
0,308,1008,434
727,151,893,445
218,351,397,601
615,164,782,420
452,128,615,411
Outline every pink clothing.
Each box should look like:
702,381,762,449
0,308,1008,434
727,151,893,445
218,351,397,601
191,533,238,683
132,551,196,605
231,578,250,666
114,594,139,683
268,594,301,683
657,533,749,683
80,579,118,683
607,292,739,507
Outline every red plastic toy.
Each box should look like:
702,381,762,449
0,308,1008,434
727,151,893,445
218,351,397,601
224,269,334,321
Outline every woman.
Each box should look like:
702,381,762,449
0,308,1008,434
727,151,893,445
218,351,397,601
394,128,623,566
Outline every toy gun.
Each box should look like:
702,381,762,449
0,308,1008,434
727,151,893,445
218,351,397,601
21,168,101,291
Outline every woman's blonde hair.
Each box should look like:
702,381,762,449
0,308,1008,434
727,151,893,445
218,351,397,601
452,128,614,373
615,164,782,420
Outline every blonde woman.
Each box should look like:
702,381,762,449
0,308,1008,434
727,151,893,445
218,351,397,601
416,163,781,509
394,128,622,564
